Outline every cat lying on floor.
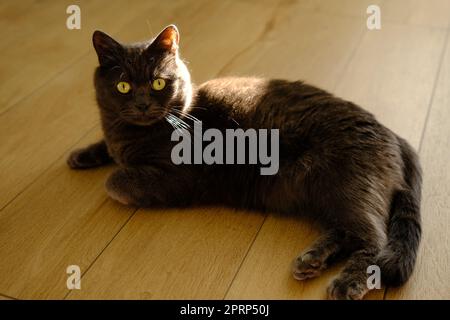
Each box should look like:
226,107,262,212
67,25,422,300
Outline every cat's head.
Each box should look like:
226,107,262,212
92,25,192,126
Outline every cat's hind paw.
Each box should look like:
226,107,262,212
327,275,369,300
105,169,134,206
292,252,325,281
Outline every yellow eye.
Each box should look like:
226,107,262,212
152,78,166,91
116,81,131,94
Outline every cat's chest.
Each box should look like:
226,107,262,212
105,128,173,167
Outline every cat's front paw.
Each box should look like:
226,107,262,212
67,148,102,169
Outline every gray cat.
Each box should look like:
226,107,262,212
68,25,422,300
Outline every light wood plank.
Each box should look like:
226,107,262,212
226,21,445,300
381,0,450,28
0,55,99,209
68,208,264,299
386,32,450,300
0,1,61,48
293,0,383,21
294,0,450,28
217,6,366,91
0,293,13,300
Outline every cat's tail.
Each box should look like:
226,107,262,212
377,137,422,287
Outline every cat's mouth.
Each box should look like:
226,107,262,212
119,106,168,126
122,112,167,126
133,114,166,126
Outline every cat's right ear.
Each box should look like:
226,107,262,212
92,31,123,67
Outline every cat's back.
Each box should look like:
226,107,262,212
196,77,373,129
196,77,400,167
197,77,268,113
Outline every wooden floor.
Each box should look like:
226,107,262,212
0,0,449,300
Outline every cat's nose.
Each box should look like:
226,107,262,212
135,104,148,112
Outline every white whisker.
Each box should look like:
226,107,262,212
171,109,200,123
165,115,185,135
167,113,190,129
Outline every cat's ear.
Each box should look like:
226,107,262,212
150,25,180,53
92,30,124,67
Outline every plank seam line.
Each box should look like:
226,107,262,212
417,27,450,154
0,124,99,212
222,213,268,299
0,292,18,300
333,26,367,92
63,207,138,300
0,51,90,118
216,0,285,77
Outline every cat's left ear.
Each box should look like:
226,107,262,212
149,25,180,53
